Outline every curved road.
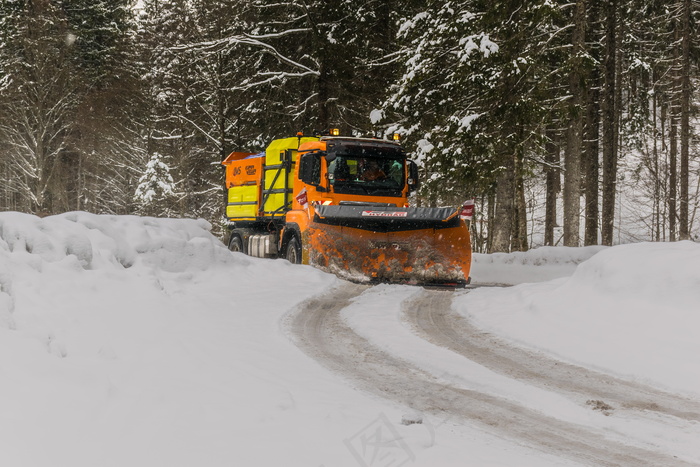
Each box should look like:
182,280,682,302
405,287,700,422
286,282,699,467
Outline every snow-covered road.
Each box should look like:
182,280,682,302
1,212,699,466
288,283,700,466
406,288,700,422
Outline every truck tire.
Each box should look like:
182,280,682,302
284,235,302,264
228,233,245,253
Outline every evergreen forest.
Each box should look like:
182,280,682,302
1,0,699,252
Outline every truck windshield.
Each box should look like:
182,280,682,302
328,155,405,197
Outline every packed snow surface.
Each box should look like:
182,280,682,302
1,212,698,466
462,241,700,396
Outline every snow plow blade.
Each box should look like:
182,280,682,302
307,205,471,287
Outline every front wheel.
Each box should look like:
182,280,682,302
228,233,244,253
284,235,302,264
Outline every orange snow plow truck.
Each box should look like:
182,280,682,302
222,133,471,287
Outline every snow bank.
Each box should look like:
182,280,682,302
458,241,700,395
0,211,234,272
471,245,606,285
0,212,236,332
0,247,14,328
0,211,350,467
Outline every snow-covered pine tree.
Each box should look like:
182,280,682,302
383,0,567,252
134,152,176,216
382,2,499,201
137,0,221,221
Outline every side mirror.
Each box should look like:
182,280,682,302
298,152,322,186
408,160,421,193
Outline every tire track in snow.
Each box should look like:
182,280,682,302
287,282,696,467
405,288,700,423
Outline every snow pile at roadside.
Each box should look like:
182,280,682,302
457,241,700,396
0,211,234,272
0,212,348,467
0,211,236,330
471,245,606,285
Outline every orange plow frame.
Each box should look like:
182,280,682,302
305,206,471,286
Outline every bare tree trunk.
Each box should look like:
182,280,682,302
487,191,496,253
563,0,586,247
513,147,528,252
583,0,601,246
563,128,582,247
652,79,660,241
491,155,514,253
669,102,678,242
679,0,691,240
76,151,83,211
661,98,668,241
544,129,560,246
584,72,600,245
613,16,624,245
668,23,681,242
217,52,227,162
601,0,617,246
472,193,488,253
